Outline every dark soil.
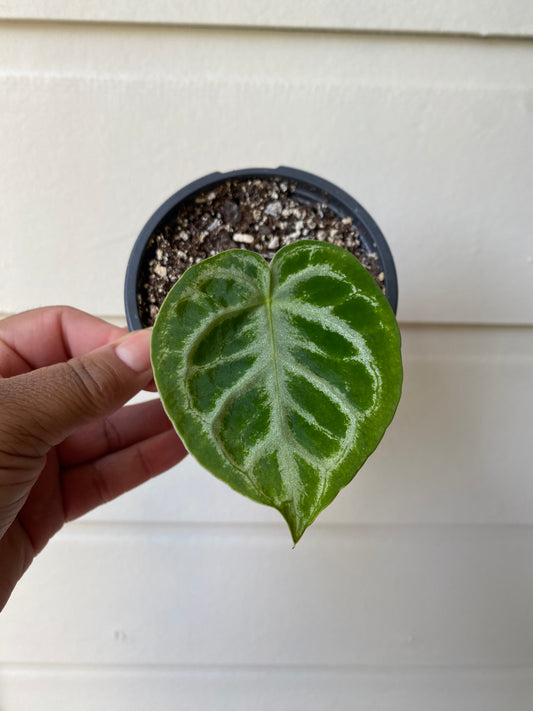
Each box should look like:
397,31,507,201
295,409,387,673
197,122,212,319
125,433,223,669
137,177,385,327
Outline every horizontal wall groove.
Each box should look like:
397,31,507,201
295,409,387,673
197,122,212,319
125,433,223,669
2,16,533,42
2,661,533,674
0,70,530,92
61,521,533,539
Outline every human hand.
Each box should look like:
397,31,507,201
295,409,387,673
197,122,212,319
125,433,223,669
0,306,187,610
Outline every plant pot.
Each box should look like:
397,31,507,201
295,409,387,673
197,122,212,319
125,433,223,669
125,166,398,330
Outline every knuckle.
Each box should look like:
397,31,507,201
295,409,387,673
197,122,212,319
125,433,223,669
102,415,123,452
89,462,115,508
134,441,154,481
63,358,114,415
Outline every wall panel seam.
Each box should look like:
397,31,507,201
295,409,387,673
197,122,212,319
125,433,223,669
1,17,533,41
0,71,530,94
2,661,533,673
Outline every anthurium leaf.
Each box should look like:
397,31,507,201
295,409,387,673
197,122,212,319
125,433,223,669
151,240,402,543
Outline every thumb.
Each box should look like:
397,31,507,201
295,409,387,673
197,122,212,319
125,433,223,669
0,328,154,456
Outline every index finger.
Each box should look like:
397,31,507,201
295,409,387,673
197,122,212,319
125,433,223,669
0,306,128,376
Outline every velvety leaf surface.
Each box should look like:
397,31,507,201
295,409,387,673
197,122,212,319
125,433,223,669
151,241,402,542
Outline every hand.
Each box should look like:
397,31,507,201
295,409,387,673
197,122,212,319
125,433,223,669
0,306,187,610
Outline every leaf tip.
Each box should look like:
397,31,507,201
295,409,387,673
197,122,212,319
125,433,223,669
281,509,308,546
290,531,303,548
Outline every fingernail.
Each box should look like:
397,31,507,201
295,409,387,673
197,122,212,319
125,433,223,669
115,328,152,373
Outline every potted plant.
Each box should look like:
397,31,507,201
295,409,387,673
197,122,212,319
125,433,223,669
125,167,402,543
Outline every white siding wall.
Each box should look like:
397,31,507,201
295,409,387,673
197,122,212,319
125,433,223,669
0,4,532,709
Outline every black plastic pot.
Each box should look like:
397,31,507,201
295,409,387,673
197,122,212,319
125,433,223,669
125,166,398,330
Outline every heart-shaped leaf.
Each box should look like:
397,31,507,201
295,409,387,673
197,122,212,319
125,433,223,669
151,240,402,542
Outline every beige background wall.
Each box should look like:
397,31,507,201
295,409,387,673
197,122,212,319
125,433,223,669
1,2,532,709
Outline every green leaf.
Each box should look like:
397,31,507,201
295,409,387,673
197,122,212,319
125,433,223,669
151,240,402,543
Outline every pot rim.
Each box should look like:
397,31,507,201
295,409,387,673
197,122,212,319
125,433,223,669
125,166,398,329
